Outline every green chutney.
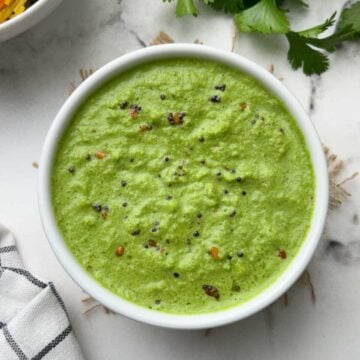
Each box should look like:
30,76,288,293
52,59,314,314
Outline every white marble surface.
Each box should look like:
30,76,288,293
1,0,360,359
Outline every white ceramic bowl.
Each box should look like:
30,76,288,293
0,0,63,42
38,44,328,330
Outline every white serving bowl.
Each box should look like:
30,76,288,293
0,0,63,42
38,44,328,330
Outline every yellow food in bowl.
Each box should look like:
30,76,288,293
0,0,30,24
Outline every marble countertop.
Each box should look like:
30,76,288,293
1,0,359,359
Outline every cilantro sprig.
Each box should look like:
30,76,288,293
235,0,290,34
163,0,360,75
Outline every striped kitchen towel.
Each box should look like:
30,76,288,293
0,225,84,360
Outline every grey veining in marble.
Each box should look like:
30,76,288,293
0,0,359,359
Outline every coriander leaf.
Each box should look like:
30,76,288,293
305,26,358,52
204,0,245,13
302,1,360,52
338,1,360,34
286,5,360,75
173,0,199,16
287,0,308,7
298,12,336,38
293,6,360,54
286,32,329,75
243,0,263,7
234,0,290,34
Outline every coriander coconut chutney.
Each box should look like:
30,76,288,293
52,59,314,314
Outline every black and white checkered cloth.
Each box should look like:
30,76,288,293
0,225,84,359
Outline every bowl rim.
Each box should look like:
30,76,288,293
38,44,329,330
